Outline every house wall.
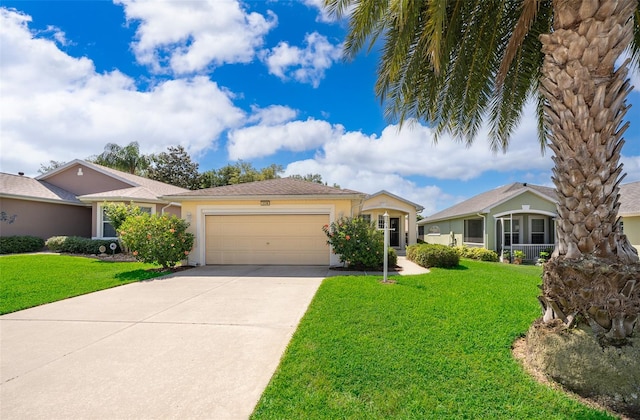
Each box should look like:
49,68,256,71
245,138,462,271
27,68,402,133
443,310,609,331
0,197,91,239
180,197,359,266
622,215,640,250
43,164,131,196
421,218,465,247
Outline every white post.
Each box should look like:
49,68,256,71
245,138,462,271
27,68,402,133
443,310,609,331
383,211,389,282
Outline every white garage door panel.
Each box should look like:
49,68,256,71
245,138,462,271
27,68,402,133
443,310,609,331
205,214,329,265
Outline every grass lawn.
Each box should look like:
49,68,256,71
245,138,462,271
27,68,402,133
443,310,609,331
252,259,614,419
0,254,167,314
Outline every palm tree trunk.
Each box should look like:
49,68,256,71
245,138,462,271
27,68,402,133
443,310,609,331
539,0,640,342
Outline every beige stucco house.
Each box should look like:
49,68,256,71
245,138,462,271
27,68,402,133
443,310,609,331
418,181,640,262
0,159,187,239
164,179,423,266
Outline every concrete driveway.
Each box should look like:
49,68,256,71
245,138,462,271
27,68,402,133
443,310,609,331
0,265,327,420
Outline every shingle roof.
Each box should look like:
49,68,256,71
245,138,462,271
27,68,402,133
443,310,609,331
78,186,163,202
165,178,364,198
0,172,83,204
421,182,556,223
89,163,188,196
619,181,640,216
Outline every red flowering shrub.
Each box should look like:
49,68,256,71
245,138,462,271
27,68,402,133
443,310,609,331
119,213,194,269
322,216,396,269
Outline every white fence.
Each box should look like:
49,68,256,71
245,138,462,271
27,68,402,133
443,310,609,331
504,244,555,262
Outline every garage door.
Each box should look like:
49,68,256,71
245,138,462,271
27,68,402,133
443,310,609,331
205,214,330,265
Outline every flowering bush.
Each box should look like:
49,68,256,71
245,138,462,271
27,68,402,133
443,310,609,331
322,217,394,269
119,213,194,269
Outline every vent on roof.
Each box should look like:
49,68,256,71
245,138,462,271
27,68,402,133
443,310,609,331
18,172,24,176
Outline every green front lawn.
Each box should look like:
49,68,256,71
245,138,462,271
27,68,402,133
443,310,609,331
0,254,166,314
252,260,613,419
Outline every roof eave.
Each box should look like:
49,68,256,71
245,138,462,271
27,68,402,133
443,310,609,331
161,193,366,201
0,193,88,207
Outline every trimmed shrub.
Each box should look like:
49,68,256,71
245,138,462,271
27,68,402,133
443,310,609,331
454,245,499,262
408,243,459,268
387,247,398,268
0,236,45,254
322,216,389,270
119,213,194,269
45,236,121,254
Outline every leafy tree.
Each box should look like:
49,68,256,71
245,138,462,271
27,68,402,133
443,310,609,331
200,161,283,187
322,216,395,269
90,141,150,174
289,173,341,188
147,145,200,189
325,0,640,341
289,173,324,184
38,160,66,174
119,213,194,269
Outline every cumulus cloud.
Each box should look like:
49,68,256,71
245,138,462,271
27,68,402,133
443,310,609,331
247,105,298,125
0,8,245,176
227,118,342,160
116,0,276,74
283,159,451,215
261,32,342,87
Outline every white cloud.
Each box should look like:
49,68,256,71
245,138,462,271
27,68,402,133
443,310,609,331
247,105,298,125
116,0,277,74
0,8,245,176
301,0,336,23
261,32,342,87
227,118,342,160
283,159,449,215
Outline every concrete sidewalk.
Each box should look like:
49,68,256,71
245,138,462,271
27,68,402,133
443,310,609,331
327,255,430,276
1,265,326,420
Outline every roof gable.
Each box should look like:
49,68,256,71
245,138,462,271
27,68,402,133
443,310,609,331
421,182,556,223
36,159,188,199
363,190,424,212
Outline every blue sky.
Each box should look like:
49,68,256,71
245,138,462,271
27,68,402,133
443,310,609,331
1,1,640,216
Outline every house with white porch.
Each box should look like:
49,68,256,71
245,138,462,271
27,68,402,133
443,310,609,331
417,181,640,262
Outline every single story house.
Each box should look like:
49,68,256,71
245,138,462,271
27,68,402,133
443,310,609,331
0,159,187,240
163,178,424,266
418,181,640,262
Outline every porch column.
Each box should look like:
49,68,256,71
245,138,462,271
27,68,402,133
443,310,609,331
407,211,417,246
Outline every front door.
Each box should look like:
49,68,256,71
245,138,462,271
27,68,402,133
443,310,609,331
390,218,400,247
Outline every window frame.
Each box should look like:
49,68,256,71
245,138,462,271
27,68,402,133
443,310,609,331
529,217,547,244
463,218,484,244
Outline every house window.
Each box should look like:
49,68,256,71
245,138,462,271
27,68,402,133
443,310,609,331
530,218,546,244
378,215,385,229
361,214,371,224
464,219,483,244
428,225,440,234
100,204,152,238
418,225,425,236
503,218,521,245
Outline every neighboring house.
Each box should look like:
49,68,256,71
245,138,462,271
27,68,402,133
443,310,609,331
418,181,640,262
163,179,424,266
619,181,640,249
0,159,187,240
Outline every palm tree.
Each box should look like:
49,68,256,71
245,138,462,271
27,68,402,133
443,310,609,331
325,0,640,342
91,141,149,175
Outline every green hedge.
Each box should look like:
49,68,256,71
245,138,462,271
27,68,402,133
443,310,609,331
45,236,121,254
453,245,499,262
406,243,459,268
0,236,45,254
